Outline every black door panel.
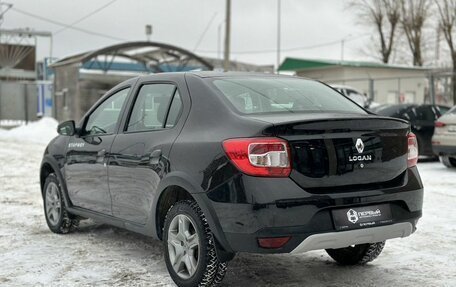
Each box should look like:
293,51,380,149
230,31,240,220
108,82,184,224
109,132,174,224
65,135,115,214
64,87,131,215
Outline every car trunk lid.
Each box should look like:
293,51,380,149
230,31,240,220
248,113,410,192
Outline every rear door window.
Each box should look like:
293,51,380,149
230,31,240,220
126,84,177,132
165,90,183,128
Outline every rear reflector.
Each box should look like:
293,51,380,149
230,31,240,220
223,137,291,177
407,133,418,167
435,121,446,128
258,236,291,249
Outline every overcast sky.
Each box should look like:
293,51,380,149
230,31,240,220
5,0,370,66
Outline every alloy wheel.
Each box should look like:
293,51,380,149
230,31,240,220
167,214,200,279
45,182,61,226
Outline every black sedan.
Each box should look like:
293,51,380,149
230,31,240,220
40,73,423,287
373,104,450,157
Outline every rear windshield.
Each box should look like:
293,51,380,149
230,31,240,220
211,77,367,115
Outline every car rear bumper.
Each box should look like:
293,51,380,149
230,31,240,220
432,144,456,156
198,167,423,254
218,203,420,254
290,222,413,253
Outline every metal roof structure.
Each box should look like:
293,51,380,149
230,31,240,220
50,41,214,73
279,57,429,72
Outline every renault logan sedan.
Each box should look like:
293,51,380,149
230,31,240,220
40,72,423,287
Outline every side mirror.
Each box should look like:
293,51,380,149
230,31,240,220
57,120,77,136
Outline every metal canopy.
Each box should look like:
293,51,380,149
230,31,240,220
51,41,213,73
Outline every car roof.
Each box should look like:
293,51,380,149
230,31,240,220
330,84,358,89
134,71,306,81
187,71,298,79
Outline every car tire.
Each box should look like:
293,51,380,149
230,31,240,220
440,156,456,168
163,200,228,287
325,241,385,265
43,174,78,234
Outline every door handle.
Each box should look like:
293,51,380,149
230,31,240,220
149,149,162,165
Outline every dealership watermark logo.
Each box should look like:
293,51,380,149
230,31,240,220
346,208,383,224
347,209,359,223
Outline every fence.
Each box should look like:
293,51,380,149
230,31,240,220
0,81,53,125
323,72,455,107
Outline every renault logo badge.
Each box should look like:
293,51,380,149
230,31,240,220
355,138,364,154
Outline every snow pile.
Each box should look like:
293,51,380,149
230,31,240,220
0,117,58,144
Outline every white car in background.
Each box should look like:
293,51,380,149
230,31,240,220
432,106,456,168
331,84,369,108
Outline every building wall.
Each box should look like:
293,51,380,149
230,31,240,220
0,81,39,122
53,66,133,122
53,65,80,122
77,72,132,121
296,67,428,104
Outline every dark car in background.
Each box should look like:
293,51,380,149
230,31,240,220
373,104,450,157
40,73,423,287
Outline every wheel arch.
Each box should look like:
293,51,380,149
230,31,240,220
150,172,234,255
40,156,72,208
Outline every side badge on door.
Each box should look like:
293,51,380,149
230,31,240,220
68,142,85,148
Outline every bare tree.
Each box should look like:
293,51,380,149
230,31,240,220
400,0,431,66
436,0,456,104
350,0,401,63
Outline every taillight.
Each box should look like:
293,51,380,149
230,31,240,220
435,121,446,128
222,137,291,177
407,133,418,167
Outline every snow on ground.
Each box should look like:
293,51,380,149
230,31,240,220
0,120,455,286
0,117,58,144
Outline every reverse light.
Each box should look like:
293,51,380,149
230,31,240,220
407,133,418,167
222,137,291,177
435,121,446,128
258,236,291,249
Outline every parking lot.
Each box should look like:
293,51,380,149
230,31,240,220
0,127,455,286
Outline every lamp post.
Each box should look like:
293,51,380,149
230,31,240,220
217,20,224,60
145,24,152,42
277,0,281,73
223,0,231,72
